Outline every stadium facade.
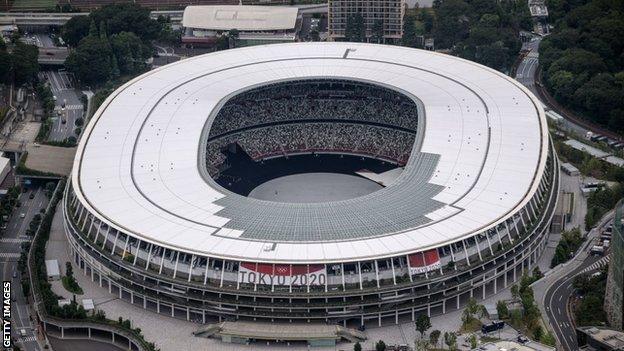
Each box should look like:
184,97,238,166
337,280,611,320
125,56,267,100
64,43,559,326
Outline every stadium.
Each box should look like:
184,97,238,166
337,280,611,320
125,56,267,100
63,42,559,328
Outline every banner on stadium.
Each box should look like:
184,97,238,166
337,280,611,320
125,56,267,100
238,263,326,286
408,249,441,275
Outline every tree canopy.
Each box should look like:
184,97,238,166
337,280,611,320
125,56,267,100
0,42,39,86
63,4,156,85
540,0,624,134
345,13,366,42
65,35,113,85
403,0,531,72
62,3,162,47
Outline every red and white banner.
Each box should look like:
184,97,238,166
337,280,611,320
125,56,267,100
408,249,441,275
238,263,326,286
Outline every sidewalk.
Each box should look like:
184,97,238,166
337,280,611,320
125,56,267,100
531,208,614,348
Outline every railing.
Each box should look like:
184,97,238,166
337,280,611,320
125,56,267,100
25,180,154,351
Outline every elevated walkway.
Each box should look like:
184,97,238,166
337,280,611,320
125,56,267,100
194,321,366,345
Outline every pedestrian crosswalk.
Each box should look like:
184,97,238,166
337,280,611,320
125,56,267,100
0,253,20,261
19,336,37,342
579,255,611,274
54,104,83,111
0,238,29,244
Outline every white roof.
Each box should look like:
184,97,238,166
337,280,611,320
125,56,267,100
45,259,60,277
564,139,609,158
182,5,298,31
0,156,9,170
73,43,548,264
82,299,95,310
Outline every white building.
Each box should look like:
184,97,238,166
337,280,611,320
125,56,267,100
182,5,300,47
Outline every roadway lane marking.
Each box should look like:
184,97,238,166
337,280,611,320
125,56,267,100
54,104,82,111
579,255,610,274
0,253,20,258
0,238,28,243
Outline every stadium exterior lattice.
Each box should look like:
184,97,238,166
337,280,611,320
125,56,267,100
64,43,559,326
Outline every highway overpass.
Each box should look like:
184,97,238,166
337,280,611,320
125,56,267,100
38,47,68,65
0,10,182,26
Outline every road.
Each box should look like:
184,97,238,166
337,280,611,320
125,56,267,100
515,37,589,138
515,38,540,97
543,215,613,351
38,70,84,141
515,35,624,144
0,186,49,351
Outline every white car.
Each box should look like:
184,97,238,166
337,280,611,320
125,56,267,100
19,213,25,218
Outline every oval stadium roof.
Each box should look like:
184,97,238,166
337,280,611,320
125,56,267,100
73,43,548,263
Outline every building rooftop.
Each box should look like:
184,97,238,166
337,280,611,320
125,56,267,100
578,326,624,350
73,43,548,263
477,340,555,351
182,5,298,31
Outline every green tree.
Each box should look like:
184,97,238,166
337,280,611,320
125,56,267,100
402,14,418,47
88,19,98,38
10,42,39,85
62,15,92,47
496,300,509,319
62,3,162,47
110,32,150,75
432,0,471,49
375,340,386,351
444,331,457,351
465,297,479,320
354,341,362,351
415,314,431,339
547,70,576,102
99,20,108,40
532,267,543,280
533,325,544,341
90,3,162,41
469,334,477,349
228,28,240,39
429,329,441,348
0,50,11,84
511,284,519,301
65,35,113,85
65,261,73,277
228,29,240,48
345,13,365,42
371,19,384,43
